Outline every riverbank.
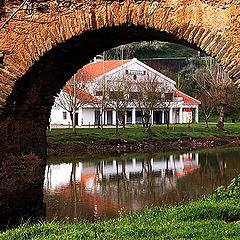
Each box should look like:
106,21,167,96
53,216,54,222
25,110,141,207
47,124,240,155
1,176,239,239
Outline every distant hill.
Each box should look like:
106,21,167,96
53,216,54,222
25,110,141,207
104,41,198,60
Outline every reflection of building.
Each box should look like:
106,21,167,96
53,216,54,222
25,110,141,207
44,153,199,221
50,58,200,126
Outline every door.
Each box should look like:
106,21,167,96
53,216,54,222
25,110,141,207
107,111,113,125
153,111,162,124
75,113,79,126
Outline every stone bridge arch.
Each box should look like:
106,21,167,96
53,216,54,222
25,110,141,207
0,0,240,225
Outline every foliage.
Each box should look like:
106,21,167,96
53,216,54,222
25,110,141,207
104,41,198,60
212,176,240,205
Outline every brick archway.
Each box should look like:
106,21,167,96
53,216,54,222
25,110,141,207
0,0,240,225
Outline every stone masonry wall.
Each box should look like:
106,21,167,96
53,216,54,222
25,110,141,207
0,0,240,226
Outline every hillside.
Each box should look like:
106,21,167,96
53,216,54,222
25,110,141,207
104,41,198,60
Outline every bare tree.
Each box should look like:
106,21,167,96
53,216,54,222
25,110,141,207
106,75,132,135
132,73,168,132
161,90,176,129
198,92,216,128
88,76,109,130
55,70,89,132
191,60,233,130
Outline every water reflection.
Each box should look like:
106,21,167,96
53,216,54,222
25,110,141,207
44,149,240,222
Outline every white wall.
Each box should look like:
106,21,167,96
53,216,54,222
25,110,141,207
82,108,95,125
50,105,72,126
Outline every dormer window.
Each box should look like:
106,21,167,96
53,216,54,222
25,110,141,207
95,91,103,96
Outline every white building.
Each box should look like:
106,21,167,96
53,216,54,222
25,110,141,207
50,58,200,126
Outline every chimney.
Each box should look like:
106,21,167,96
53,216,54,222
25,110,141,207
93,55,104,63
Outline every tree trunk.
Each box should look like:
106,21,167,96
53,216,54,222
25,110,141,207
97,115,101,129
73,111,76,134
140,111,145,128
70,111,74,128
122,111,126,130
166,111,170,129
101,110,104,131
216,104,225,131
205,117,209,128
73,74,76,134
144,113,151,133
116,110,119,135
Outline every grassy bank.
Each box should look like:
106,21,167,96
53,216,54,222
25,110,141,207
1,176,240,239
47,123,240,146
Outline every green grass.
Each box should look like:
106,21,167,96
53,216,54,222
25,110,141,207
47,123,240,146
199,115,237,123
1,176,240,239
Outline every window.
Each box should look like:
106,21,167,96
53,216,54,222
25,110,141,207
63,111,67,120
165,93,173,101
109,91,123,100
130,92,141,99
95,91,103,96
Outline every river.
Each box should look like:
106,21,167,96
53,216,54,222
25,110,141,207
44,147,240,222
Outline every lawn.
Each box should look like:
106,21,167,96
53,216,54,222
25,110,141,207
47,123,240,146
1,176,239,239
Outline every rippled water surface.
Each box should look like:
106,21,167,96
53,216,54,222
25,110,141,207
44,148,240,222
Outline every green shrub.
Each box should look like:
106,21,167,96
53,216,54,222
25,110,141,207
213,176,240,204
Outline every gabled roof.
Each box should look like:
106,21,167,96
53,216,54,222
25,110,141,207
73,59,131,81
65,58,200,105
176,91,200,104
63,85,100,102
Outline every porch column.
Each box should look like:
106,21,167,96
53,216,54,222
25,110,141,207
179,107,183,124
195,107,199,123
132,107,136,124
169,108,173,124
151,111,154,125
162,110,165,124
79,107,83,126
112,110,116,125
125,111,127,125
173,109,176,124
102,110,105,125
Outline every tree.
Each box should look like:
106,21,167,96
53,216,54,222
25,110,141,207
87,75,109,130
198,92,216,128
181,58,235,130
192,60,233,130
132,73,169,132
106,74,132,135
161,90,176,129
55,70,89,133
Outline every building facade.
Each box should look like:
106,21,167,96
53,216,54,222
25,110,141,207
50,58,200,126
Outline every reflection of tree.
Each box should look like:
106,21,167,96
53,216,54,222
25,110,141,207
216,152,225,177
94,157,178,211
70,162,77,220
44,151,240,223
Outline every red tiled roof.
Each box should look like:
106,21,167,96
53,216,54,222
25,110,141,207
63,85,99,102
176,165,199,178
175,91,200,104
72,60,131,82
